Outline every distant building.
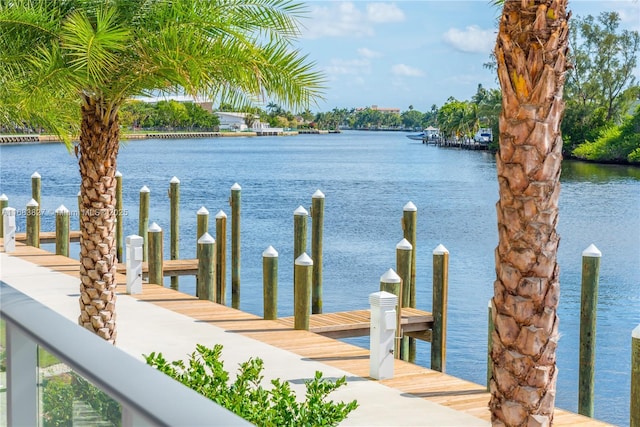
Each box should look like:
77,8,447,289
215,112,254,131
356,105,401,114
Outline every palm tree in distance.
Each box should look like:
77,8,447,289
490,0,570,425
0,0,324,344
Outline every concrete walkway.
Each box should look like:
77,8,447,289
0,252,488,426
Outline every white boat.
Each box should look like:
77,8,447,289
406,132,426,141
406,126,439,141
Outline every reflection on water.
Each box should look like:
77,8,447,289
562,159,640,182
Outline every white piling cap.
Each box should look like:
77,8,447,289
31,171,41,179
295,252,313,266
140,185,150,193
55,204,69,214
294,205,309,216
27,198,39,207
582,244,601,258
115,170,122,177
231,183,242,191
0,194,7,201
263,245,278,257
369,291,398,308
633,324,640,339
77,191,81,196
148,222,162,232
312,189,325,199
197,206,209,215
380,268,401,283
170,176,180,184
215,210,227,219
126,234,143,244
198,232,215,244
433,244,449,255
396,238,412,250
403,201,417,212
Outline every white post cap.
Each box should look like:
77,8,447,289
170,176,180,184
380,268,401,283
312,189,325,199
77,191,81,196
140,185,150,193
633,324,640,339
263,245,278,257
433,244,449,255
148,222,162,232
403,201,417,212
55,205,69,214
27,198,39,207
396,238,412,250
231,183,242,191
294,205,309,216
197,206,209,215
198,232,215,244
582,244,602,258
126,234,143,245
31,171,41,179
295,252,313,266
115,170,122,177
215,210,227,219
0,194,7,201
369,291,398,308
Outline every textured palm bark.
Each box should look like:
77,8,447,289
490,1,569,426
77,96,120,344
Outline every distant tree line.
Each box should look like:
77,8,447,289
121,100,220,131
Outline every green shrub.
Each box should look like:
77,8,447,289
145,344,358,426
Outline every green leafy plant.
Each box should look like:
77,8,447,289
145,344,358,426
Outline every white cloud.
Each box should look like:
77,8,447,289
324,58,372,77
391,64,424,77
357,47,382,59
366,3,405,23
442,25,496,54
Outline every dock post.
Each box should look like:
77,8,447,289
2,207,16,253
125,235,143,294
402,201,417,361
579,244,602,417
487,299,494,391
632,324,640,427
0,194,7,237
31,172,41,238
380,268,402,360
369,290,397,380
55,205,70,257
431,244,449,372
294,253,313,330
215,210,227,305
195,207,209,298
263,246,278,320
396,238,412,361
197,232,216,302
26,199,39,248
115,171,124,262
77,191,82,229
230,183,241,309
147,223,163,286
311,190,325,314
138,186,150,261
169,176,180,290
293,205,308,299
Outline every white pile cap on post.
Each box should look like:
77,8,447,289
197,206,209,215
140,185,150,193
582,243,601,258
148,222,162,232
263,245,278,258
433,244,449,255
55,205,69,214
633,324,640,339
198,232,215,244
403,201,417,211
215,210,227,219
295,252,313,266
312,189,325,199
170,176,180,184
396,238,412,251
294,205,308,216
115,170,122,177
231,183,242,191
31,171,41,179
27,198,38,207
0,194,7,201
380,268,401,283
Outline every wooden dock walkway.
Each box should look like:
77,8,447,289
0,241,613,426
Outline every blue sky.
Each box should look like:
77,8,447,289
292,1,640,113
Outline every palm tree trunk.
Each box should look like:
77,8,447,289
77,97,120,344
490,1,569,426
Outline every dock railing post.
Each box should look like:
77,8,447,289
379,269,402,360
138,186,150,262
55,205,70,257
197,232,216,302
294,253,313,330
195,207,209,298
169,176,180,289
369,290,397,380
125,235,143,294
215,210,227,305
115,171,123,262
396,238,412,361
402,201,417,361
147,223,163,286
632,324,640,427
579,244,602,417
293,205,308,299
31,171,41,238
0,194,8,237
26,199,39,248
230,183,241,309
263,246,278,320
311,190,324,314
3,207,16,253
431,244,449,372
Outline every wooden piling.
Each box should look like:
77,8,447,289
402,201,417,361
77,191,82,230
139,186,150,262
431,244,449,372
487,299,494,391
55,205,70,257
380,268,403,359
215,210,227,305
311,190,325,314
195,207,209,299
26,199,39,248
396,238,412,361
0,194,7,237
632,324,640,427
230,183,241,309
147,222,163,286
169,176,180,290
115,171,124,263
31,172,41,237
579,244,602,417
294,253,313,330
293,205,308,299
263,246,278,320
197,232,216,302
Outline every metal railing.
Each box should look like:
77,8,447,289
0,281,252,427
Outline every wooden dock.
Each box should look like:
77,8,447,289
0,241,614,426
15,230,82,244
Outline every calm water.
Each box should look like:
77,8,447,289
1,131,638,426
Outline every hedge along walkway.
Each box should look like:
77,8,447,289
0,241,613,426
